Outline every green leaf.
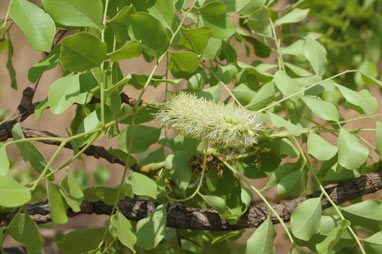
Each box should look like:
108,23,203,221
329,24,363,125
165,151,193,191
168,51,200,78
60,171,84,212
128,172,157,198
83,186,122,206
48,73,98,114
216,64,238,84
277,170,306,199
338,128,368,170
355,59,378,87
247,82,275,111
307,133,338,161
279,39,304,56
244,36,271,58
0,38,8,55
202,37,222,61
275,8,309,26
361,72,382,87
201,195,231,215
316,220,350,254
271,138,299,158
12,123,49,174
93,166,110,185
60,32,107,72
136,204,166,249
6,38,17,89
264,162,300,190
118,126,161,154
111,212,137,253
341,200,382,221
238,61,273,83
128,12,170,57
42,0,102,28
57,228,109,254
28,45,60,83
245,216,275,254
110,40,142,61
285,62,312,77
336,84,377,114
273,70,300,100
148,0,175,29
200,1,235,39
291,197,322,241
10,0,55,51
9,213,44,254
376,122,382,158
0,143,9,176
304,38,327,77
47,181,68,224
236,0,265,15
0,175,31,208
34,98,49,120
269,112,303,136
110,6,133,43
187,70,208,90
364,231,382,254
178,27,211,53
302,96,339,121
232,84,256,106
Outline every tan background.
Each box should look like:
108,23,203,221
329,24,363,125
1,0,381,253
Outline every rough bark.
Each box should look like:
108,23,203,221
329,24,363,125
1,171,381,230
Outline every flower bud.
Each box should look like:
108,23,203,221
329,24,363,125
156,92,262,148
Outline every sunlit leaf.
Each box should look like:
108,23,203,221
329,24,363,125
136,204,166,249
245,216,275,254
42,0,102,28
10,0,55,51
338,129,368,170
0,175,31,208
291,197,322,241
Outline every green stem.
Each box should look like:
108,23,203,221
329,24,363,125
269,19,285,71
291,136,366,254
0,206,24,249
165,142,208,203
314,174,366,254
134,0,196,108
200,62,243,107
255,69,358,113
30,141,66,191
337,113,382,125
355,134,378,163
6,136,65,145
269,126,375,138
220,82,243,107
45,133,101,178
1,2,10,28
219,158,295,245
100,0,110,128
99,114,136,252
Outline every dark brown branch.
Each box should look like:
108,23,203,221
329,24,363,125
20,128,155,177
89,92,140,107
2,246,26,254
0,92,138,143
22,128,125,166
1,170,381,231
0,87,36,142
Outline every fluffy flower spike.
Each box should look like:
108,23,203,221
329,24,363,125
156,92,262,148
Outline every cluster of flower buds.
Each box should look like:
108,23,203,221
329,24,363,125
156,92,262,148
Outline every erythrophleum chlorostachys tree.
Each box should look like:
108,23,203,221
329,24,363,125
0,0,382,253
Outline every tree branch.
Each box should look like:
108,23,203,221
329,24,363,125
1,170,381,230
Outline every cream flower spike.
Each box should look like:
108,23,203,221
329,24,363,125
156,92,262,148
